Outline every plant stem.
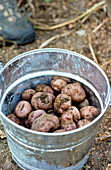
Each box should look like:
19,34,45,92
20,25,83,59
34,0,105,30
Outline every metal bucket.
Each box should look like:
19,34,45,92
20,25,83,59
0,48,110,170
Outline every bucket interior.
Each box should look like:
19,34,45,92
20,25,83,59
1,72,102,118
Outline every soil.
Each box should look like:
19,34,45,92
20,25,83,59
0,0,111,170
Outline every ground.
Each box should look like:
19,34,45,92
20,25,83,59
0,0,111,169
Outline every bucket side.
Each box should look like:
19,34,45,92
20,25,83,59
1,114,102,170
5,126,97,170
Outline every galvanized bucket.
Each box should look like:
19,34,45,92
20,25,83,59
0,48,110,170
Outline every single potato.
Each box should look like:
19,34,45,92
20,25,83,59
28,110,46,125
15,101,32,118
22,89,36,100
61,112,73,125
35,84,46,92
20,118,31,128
7,113,20,124
66,106,81,122
53,129,66,133
80,106,98,121
36,84,54,94
78,99,89,109
61,122,76,131
52,76,71,83
31,92,55,110
54,94,71,115
51,79,67,91
31,114,60,132
61,82,86,102
77,119,90,128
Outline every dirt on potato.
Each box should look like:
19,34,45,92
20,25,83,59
0,0,111,169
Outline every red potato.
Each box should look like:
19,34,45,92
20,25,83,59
61,122,76,131
35,84,46,92
51,79,67,91
7,113,20,124
20,118,31,128
36,84,54,94
78,99,89,109
61,82,86,102
61,112,73,125
47,109,54,114
24,119,31,128
52,76,71,83
43,86,54,94
54,94,72,115
31,114,60,132
66,106,81,122
14,101,32,118
80,106,98,121
53,129,66,133
22,89,36,100
61,107,80,130
77,119,90,128
31,92,55,110
28,110,46,125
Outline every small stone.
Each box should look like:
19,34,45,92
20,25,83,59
76,29,86,36
0,130,6,139
68,23,74,29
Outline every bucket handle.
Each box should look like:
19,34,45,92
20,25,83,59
109,88,111,106
0,62,3,100
0,62,3,71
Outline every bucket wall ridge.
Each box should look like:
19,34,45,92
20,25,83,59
5,124,98,152
1,113,102,151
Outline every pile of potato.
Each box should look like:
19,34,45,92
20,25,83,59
7,76,99,133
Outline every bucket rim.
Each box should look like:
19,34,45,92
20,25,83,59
0,48,110,136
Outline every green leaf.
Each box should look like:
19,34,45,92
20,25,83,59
82,165,86,169
101,129,103,133
45,0,51,2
